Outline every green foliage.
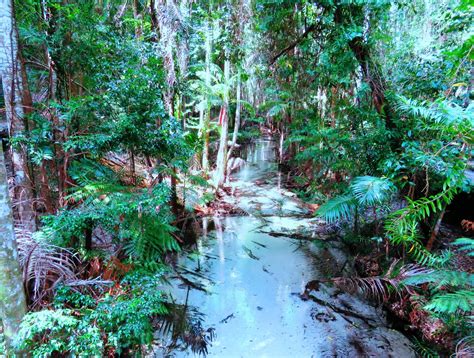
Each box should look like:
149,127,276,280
16,271,169,356
15,309,103,357
38,159,179,261
453,238,474,256
385,188,457,266
316,194,356,223
403,270,474,289
350,176,397,206
411,337,440,358
402,267,474,331
424,290,474,314
317,176,395,224
90,272,169,351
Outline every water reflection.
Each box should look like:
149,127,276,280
170,138,415,357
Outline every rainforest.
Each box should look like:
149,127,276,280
0,0,473,357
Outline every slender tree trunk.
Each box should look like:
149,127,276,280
0,0,36,231
227,68,241,161
201,20,212,173
0,143,27,355
39,0,57,213
427,208,446,251
154,0,178,116
214,59,230,187
132,0,142,38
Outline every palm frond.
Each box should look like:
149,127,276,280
424,289,474,314
455,336,474,358
350,176,396,206
453,238,474,256
316,194,357,223
332,262,431,301
15,228,78,306
403,270,474,289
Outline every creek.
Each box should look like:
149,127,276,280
170,137,415,357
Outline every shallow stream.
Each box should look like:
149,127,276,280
170,138,415,357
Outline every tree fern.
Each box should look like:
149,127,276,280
122,214,180,262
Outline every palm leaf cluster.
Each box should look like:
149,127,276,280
317,176,396,223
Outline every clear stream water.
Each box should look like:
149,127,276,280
169,138,415,357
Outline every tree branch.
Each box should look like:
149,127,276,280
270,24,317,65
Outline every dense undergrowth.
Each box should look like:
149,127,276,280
0,0,472,356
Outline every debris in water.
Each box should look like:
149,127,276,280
220,313,235,324
252,240,267,248
242,245,260,260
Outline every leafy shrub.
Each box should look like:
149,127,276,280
15,309,103,357
16,271,169,356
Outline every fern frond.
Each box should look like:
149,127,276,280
411,337,440,358
122,214,179,261
385,187,457,265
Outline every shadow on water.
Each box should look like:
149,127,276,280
162,137,416,357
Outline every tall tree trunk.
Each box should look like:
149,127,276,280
0,143,27,355
0,0,36,231
132,0,142,38
153,0,178,116
334,5,396,142
177,0,190,129
227,68,241,161
201,20,212,173
214,59,230,187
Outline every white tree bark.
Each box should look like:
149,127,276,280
227,68,241,161
155,0,179,115
0,143,27,354
201,21,212,173
213,59,230,188
0,0,36,231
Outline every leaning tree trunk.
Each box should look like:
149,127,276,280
0,0,36,231
0,143,27,355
